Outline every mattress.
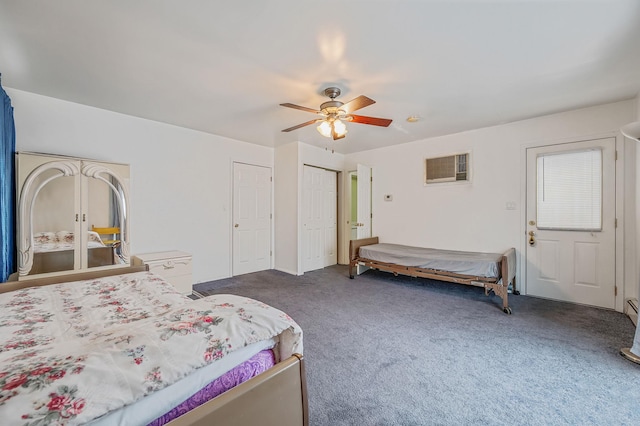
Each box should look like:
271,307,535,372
92,340,276,425
0,271,303,425
358,243,502,278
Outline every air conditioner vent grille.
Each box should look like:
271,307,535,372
425,153,469,184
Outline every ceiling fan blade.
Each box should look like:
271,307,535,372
349,114,393,127
282,119,321,132
280,103,321,114
341,95,376,114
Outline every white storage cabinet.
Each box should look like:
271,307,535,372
133,251,193,295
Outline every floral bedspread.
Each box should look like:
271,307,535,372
0,272,302,426
33,231,105,253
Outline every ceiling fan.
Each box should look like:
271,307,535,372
280,87,393,140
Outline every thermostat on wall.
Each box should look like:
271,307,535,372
384,194,393,201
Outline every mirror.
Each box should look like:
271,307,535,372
16,152,130,278
30,169,77,274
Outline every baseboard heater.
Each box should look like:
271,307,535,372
626,299,638,326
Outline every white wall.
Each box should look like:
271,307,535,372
274,142,299,275
8,88,273,284
345,99,637,309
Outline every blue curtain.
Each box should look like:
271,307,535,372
0,75,16,282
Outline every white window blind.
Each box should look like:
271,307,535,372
536,149,602,230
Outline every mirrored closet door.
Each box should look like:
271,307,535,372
16,152,130,279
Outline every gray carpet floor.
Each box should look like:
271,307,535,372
194,265,640,425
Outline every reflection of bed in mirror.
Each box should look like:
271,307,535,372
29,230,118,275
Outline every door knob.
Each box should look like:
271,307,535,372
528,230,535,246
234,224,239,228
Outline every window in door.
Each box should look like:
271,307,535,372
536,148,602,231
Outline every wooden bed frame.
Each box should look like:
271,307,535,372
349,237,518,314
0,266,309,426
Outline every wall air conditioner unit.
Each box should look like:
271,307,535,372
425,153,470,184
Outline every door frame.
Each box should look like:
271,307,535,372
230,160,274,277
519,132,626,312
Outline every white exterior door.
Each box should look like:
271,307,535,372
356,164,372,239
302,165,337,272
525,138,616,308
232,163,272,276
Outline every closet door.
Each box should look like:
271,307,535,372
16,154,82,275
323,169,337,267
83,160,130,269
302,166,337,273
302,165,324,272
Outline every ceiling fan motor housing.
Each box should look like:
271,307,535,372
320,100,344,116
323,87,341,99
320,87,345,118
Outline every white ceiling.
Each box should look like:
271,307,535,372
1,1,639,154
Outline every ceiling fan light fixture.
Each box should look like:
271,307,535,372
317,121,332,137
333,119,347,136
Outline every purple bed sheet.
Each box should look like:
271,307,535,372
148,349,276,425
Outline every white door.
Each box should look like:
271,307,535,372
302,165,337,272
302,165,324,272
354,164,372,275
232,163,272,276
356,164,372,239
324,170,337,266
525,138,616,308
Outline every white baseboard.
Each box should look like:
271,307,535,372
274,267,300,276
625,298,638,326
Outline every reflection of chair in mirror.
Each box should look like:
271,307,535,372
92,225,123,263
91,226,120,246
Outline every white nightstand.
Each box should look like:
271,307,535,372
133,251,193,295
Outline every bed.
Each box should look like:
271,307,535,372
0,266,307,426
349,237,517,314
29,230,117,274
